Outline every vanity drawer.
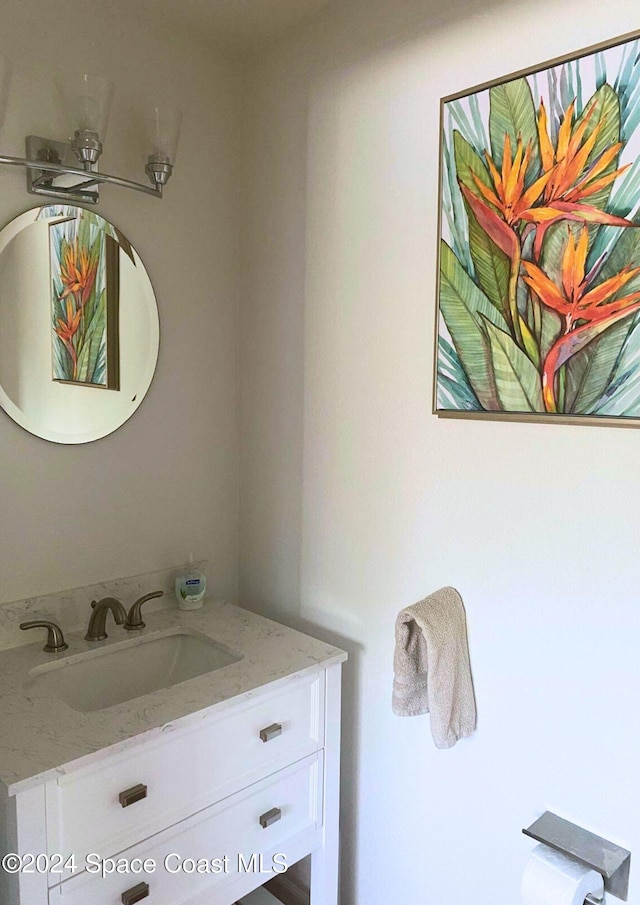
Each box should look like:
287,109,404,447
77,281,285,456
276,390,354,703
49,752,323,905
47,672,324,867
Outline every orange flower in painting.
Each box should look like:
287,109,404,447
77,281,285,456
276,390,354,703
523,227,640,328
459,134,552,259
460,98,637,260
520,97,636,256
537,98,628,206
522,226,640,412
59,239,98,306
54,295,83,377
470,134,552,227
54,307,82,344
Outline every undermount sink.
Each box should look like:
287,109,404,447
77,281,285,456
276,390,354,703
25,629,243,713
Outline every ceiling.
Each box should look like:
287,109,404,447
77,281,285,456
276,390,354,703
135,0,337,49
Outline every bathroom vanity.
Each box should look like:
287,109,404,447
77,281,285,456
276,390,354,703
0,601,346,905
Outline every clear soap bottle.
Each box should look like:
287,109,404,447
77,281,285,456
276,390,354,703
174,553,206,610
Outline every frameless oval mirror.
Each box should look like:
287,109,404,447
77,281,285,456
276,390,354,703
0,205,159,443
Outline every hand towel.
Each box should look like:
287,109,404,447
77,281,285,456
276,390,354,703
392,586,476,749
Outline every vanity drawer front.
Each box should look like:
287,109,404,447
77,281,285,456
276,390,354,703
50,752,323,905
47,672,324,866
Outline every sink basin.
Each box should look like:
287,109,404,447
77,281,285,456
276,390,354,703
25,629,243,713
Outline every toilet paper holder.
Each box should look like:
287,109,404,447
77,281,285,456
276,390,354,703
523,811,631,901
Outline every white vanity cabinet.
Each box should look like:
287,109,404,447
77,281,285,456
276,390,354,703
1,661,343,905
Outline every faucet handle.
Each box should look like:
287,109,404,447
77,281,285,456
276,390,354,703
124,591,164,631
20,621,68,653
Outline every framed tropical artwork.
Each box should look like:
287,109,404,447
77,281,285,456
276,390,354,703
434,29,640,427
48,208,120,390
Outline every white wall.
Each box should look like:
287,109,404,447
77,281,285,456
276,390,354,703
0,0,241,604
239,1,640,902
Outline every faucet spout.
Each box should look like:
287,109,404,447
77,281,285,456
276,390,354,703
85,597,127,642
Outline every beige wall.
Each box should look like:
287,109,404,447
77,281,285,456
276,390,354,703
239,1,640,902
2,1,639,900
0,0,241,604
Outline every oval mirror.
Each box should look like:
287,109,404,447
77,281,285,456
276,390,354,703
0,205,159,444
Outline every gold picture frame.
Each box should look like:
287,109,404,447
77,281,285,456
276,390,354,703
434,28,640,428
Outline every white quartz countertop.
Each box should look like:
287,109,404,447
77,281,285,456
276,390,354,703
0,600,346,795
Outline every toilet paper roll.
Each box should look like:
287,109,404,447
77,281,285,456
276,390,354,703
522,844,605,905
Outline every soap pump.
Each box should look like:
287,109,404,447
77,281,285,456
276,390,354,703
174,553,206,610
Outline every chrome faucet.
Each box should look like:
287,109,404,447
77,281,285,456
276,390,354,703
124,590,164,631
85,597,127,642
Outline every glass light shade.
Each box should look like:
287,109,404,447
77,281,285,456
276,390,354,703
0,55,12,129
64,74,114,139
147,105,182,164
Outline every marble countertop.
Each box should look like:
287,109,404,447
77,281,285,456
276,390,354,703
0,600,346,795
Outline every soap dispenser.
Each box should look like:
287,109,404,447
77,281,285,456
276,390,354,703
174,553,206,610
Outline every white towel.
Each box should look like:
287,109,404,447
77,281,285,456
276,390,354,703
392,586,476,749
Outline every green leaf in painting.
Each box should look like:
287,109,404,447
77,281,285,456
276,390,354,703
567,229,640,412
439,241,508,410
83,292,106,344
565,319,631,413
443,125,474,274
75,336,90,383
85,330,104,385
93,343,107,387
465,204,510,321
78,233,102,332
489,78,540,182
573,84,621,212
453,131,494,203
481,318,544,412
448,100,484,153
437,335,482,411
77,288,106,382
519,316,541,369
548,304,640,412
86,294,106,383
592,313,640,415
598,228,640,290
453,131,511,319
77,213,90,251
539,304,563,363
88,233,102,270
52,335,69,381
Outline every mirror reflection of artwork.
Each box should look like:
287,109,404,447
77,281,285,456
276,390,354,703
49,210,120,390
0,206,159,444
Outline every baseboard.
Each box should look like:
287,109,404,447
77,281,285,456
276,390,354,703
265,874,309,905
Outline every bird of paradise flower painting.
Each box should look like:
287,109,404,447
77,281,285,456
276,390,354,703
47,207,120,389
435,33,640,423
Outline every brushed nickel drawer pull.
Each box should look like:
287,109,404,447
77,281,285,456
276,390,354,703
121,881,150,905
119,783,148,808
259,722,282,743
259,807,282,828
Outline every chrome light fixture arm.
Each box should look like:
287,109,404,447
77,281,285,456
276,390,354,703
0,66,178,204
0,136,166,205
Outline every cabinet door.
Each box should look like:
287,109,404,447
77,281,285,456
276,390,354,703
46,672,324,874
49,752,323,905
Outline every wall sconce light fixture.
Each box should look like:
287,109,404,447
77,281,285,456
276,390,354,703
0,62,182,204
